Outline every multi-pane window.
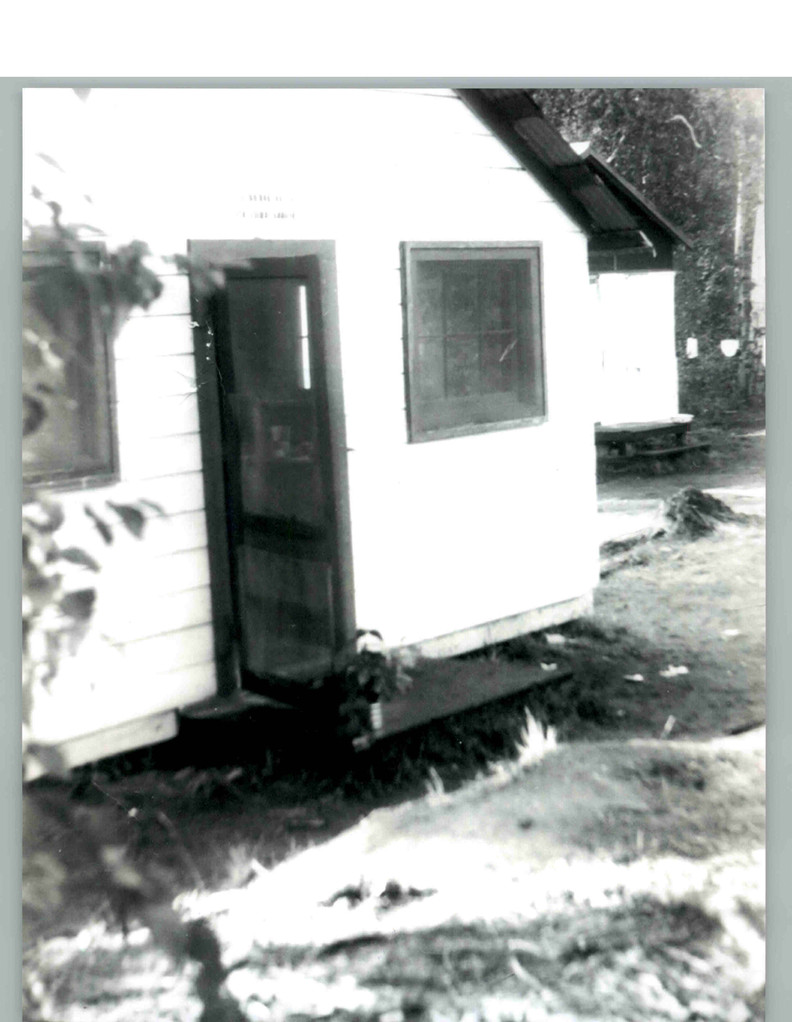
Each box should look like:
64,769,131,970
402,243,545,441
23,249,117,488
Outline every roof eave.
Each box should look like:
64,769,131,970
585,151,694,249
455,90,651,249
588,230,657,254
454,89,601,237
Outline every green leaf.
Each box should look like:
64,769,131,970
36,152,66,174
84,505,113,544
25,571,62,607
25,500,65,535
23,394,47,437
59,588,96,621
138,498,166,516
107,501,146,539
58,547,101,572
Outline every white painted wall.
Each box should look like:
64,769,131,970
590,271,679,425
23,88,600,748
24,267,217,744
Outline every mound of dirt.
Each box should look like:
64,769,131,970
662,487,743,539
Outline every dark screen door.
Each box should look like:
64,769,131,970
212,256,343,682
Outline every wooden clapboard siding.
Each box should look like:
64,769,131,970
102,586,213,643
118,624,214,675
100,508,208,557
25,253,217,753
162,661,218,704
119,433,203,481
113,353,197,402
50,503,207,567
96,471,206,515
28,663,217,747
114,313,195,359
134,548,212,597
53,470,205,523
115,394,201,439
24,712,179,783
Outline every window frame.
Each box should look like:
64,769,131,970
22,241,120,492
401,241,547,443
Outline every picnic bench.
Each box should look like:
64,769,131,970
595,415,710,463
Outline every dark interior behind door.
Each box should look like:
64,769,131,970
191,244,353,693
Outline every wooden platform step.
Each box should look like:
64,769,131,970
630,441,711,460
180,689,297,720
371,658,572,741
595,418,693,447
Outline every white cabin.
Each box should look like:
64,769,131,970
23,88,663,772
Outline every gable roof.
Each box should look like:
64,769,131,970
571,143,693,249
455,89,690,253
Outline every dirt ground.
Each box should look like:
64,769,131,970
23,415,766,1022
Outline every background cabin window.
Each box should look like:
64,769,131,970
23,252,117,488
402,243,545,441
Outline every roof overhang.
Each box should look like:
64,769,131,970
581,148,694,249
455,89,646,248
455,89,690,256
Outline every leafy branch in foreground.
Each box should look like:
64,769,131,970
23,205,244,1019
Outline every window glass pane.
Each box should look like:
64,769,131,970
405,246,544,440
414,261,445,337
225,277,322,523
415,336,445,399
22,270,114,484
444,264,478,334
238,546,334,677
445,333,480,397
227,278,307,398
479,262,516,332
297,283,312,390
481,330,518,393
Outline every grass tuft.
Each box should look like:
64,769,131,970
424,766,448,804
514,709,558,770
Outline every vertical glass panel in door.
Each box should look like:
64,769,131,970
226,278,322,526
224,274,334,678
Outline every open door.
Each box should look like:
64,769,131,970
190,241,354,696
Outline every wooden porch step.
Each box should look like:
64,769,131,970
180,689,297,720
631,441,711,460
371,658,572,741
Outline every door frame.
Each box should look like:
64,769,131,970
189,239,355,696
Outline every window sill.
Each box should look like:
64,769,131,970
23,470,120,498
409,413,548,444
